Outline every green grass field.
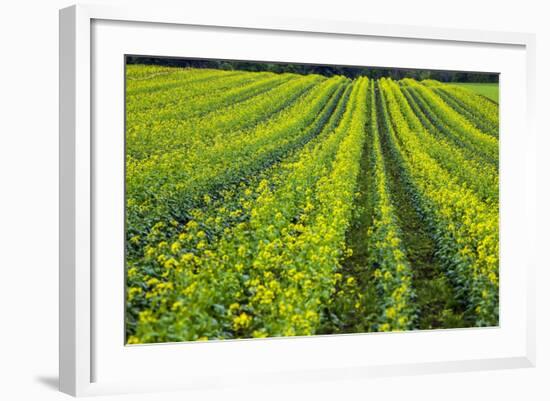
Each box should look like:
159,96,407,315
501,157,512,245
449,83,499,103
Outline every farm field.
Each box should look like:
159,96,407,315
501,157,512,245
447,82,499,103
125,64,499,344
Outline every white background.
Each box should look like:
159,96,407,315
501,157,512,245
0,0,547,400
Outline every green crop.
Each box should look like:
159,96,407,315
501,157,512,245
125,66,499,343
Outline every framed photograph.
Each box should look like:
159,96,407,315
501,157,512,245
59,4,536,396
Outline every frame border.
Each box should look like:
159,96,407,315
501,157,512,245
59,3,536,396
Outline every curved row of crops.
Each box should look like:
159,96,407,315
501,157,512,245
125,65,499,343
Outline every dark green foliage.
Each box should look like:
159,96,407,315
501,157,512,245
126,55,499,83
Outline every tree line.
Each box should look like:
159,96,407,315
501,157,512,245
126,56,498,83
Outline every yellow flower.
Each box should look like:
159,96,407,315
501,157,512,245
127,287,141,301
233,312,252,329
145,247,155,258
398,317,408,327
146,277,159,287
378,323,391,332
237,245,247,257
126,336,140,344
170,242,181,254
164,258,178,269
171,301,183,311
181,253,194,263
252,330,268,338
156,281,174,292
305,310,317,320
138,310,157,324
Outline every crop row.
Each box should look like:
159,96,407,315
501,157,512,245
379,78,498,325
422,80,499,137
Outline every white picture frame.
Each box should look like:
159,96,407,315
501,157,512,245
59,3,536,397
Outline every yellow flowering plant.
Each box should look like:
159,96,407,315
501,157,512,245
124,65,499,343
